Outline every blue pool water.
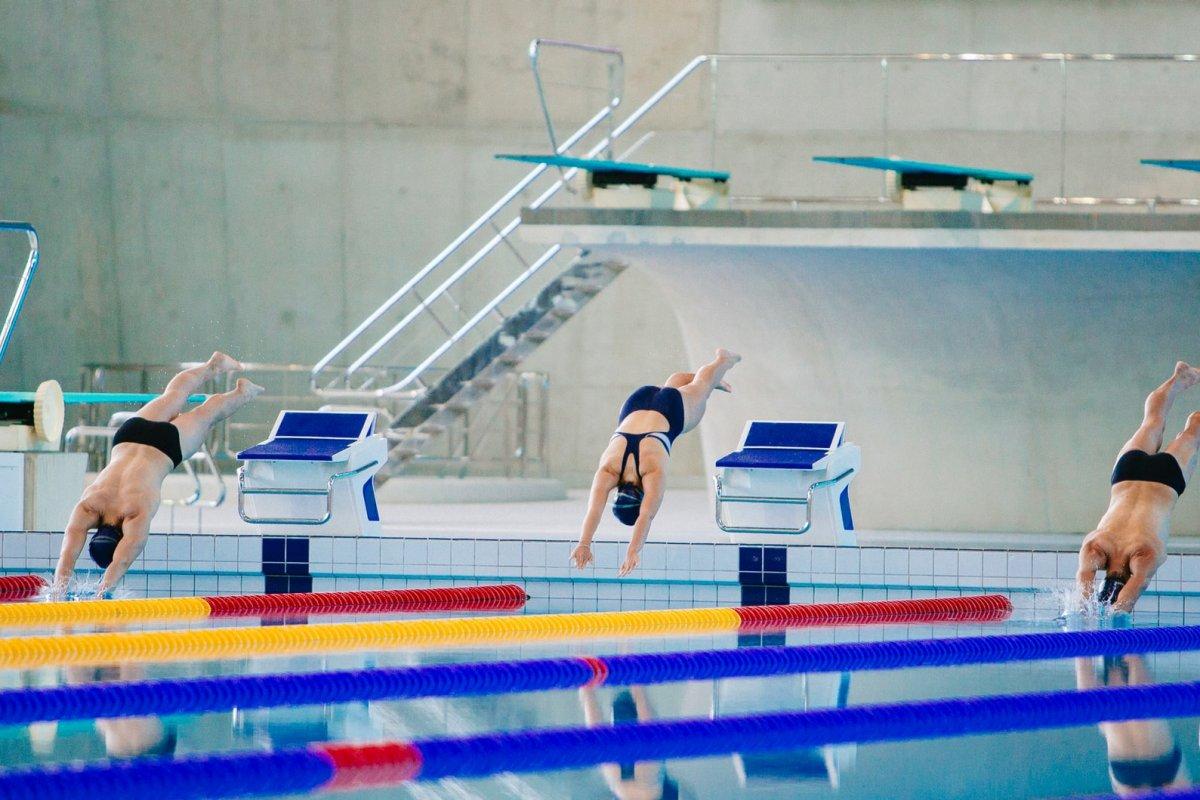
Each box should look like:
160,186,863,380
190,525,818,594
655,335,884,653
0,580,1197,799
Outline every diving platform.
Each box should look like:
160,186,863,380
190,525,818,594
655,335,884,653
518,207,1200,251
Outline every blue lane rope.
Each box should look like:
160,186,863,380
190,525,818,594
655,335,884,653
3,625,1200,726
6,680,1200,799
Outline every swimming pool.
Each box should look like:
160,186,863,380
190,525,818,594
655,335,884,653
0,575,1197,800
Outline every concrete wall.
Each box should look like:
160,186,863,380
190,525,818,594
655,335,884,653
3,1,1200,492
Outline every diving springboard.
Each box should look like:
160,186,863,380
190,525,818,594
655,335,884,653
814,156,1033,185
496,154,730,182
1141,159,1200,173
0,392,207,405
814,156,1034,212
496,153,730,211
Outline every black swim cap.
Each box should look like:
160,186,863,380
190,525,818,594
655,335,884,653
612,486,643,526
88,524,123,568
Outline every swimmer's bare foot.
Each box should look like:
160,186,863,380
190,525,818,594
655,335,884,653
1173,361,1200,391
715,348,741,366
234,378,265,399
207,352,243,373
716,380,733,393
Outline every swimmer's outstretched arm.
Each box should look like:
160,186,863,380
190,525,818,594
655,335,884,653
572,469,618,569
53,503,97,591
99,514,151,593
619,472,664,577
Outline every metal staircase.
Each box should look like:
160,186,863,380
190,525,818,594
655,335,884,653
311,40,639,479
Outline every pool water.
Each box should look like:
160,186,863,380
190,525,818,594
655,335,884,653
0,580,1197,800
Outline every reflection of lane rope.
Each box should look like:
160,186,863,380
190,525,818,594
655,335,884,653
0,574,46,601
0,584,527,627
0,594,1011,669
9,619,1200,728
6,678,1200,800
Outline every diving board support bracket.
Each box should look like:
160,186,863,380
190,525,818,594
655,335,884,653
814,156,1033,213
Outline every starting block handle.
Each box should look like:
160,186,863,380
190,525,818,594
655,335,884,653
237,460,380,526
714,468,855,535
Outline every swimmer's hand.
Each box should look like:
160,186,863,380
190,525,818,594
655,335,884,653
571,544,594,570
618,548,640,577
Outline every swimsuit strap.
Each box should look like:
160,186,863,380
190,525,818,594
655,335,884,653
611,431,673,483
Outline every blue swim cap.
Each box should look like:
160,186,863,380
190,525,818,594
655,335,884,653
88,524,123,568
612,486,643,526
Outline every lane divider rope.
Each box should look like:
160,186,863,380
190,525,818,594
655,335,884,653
0,584,527,627
0,575,46,601
3,676,1198,800
4,620,1200,727
0,594,1010,669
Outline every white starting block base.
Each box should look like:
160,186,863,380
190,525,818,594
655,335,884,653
0,451,86,530
715,421,860,546
237,411,387,537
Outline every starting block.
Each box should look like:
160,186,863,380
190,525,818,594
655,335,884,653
714,421,859,544
814,155,1033,212
496,153,730,210
237,410,387,535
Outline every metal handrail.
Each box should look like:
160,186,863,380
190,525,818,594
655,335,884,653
310,103,616,392
0,221,39,366
530,39,623,161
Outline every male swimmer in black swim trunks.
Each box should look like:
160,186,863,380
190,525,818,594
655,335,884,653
572,349,740,576
53,353,263,594
1078,362,1200,611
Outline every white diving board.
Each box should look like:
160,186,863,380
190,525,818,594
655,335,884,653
714,420,860,544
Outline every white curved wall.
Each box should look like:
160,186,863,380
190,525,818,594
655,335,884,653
627,245,1200,535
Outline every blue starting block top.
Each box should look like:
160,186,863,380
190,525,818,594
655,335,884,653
814,156,1033,184
1142,159,1200,173
237,410,375,462
496,153,730,182
715,420,845,470
238,437,357,462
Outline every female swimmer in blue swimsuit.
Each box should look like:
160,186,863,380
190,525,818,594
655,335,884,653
572,349,740,576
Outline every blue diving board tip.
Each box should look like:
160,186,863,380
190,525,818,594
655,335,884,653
715,448,829,470
1142,159,1200,173
0,391,208,405
496,153,730,182
814,156,1033,184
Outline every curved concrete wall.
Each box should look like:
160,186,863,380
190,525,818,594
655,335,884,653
625,245,1200,535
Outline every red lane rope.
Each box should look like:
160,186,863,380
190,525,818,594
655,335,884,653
202,584,528,617
0,574,47,601
732,594,1013,631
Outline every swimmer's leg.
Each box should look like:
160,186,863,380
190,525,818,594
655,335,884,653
1118,362,1200,456
1164,411,1200,485
172,378,264,459
676,349,741,433
136,352,243,423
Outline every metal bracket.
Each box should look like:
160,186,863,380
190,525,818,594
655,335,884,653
714,468,855,535
237,460,380,526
